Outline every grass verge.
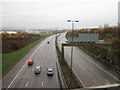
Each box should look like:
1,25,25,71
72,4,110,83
2,37,47,77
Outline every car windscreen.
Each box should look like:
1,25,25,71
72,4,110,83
28,61,32,63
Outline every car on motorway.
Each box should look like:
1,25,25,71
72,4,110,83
65,40,68,43
28,60,34,66
47,41,49,44
47,68,54,76
34,66,41,74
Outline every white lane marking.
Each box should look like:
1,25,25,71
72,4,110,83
72,67,85,87
66,59,85,87
41,81,44,87
88,58,120,81
25,82,29,87
44,68,45,71
33,40,47,62
7,38,47,89
78,49,120,82
7,60,28,89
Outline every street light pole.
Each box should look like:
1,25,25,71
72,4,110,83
67,20,79,87
71,22,74,74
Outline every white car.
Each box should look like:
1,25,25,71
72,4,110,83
65,40,68,43
47,68,53,76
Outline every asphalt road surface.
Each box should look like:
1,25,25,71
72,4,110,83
3,35,60,89
57,33,120,87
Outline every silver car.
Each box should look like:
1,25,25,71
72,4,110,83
47,68,53,76
34,66,41,74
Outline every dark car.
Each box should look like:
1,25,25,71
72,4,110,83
47,41,49,44
34,66,41,74
65,40,68,43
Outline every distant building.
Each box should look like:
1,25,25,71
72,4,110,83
68,33,99,43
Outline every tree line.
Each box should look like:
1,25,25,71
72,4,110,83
67,25,119,40
2,32,42,53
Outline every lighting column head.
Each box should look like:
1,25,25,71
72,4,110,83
75,21,79,22
67,20,71,22
67,20,79,22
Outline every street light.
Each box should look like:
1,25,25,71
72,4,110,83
67,20,79,86
67,20,79,22
67,20,79,44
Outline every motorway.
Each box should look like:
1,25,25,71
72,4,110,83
57,33,120,87
3,35,60,89
2,33,120,89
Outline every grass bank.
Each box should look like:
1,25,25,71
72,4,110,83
2,37,47,77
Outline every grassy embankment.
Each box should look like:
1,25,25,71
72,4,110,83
2,32,54,77
78,44,120,71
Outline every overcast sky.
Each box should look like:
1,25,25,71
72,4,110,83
2,0,119,30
